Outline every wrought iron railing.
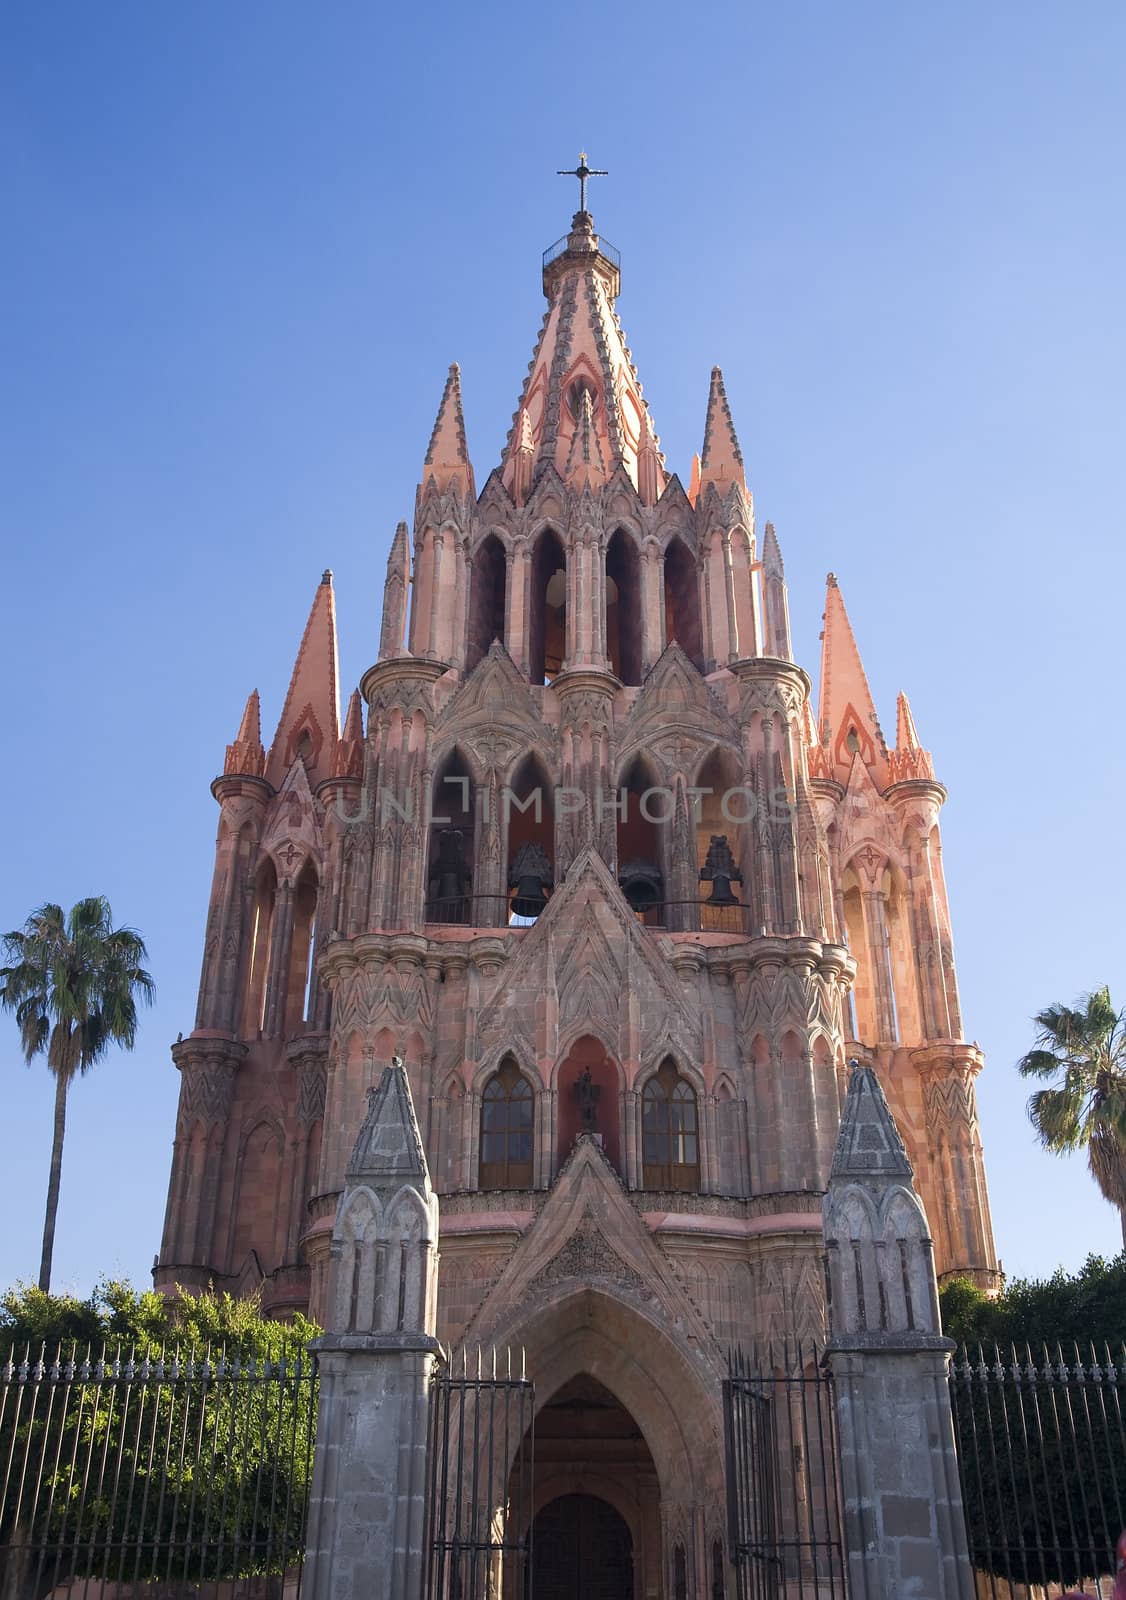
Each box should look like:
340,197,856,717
542,234,621,271
424,893,762,934
724,1346,847,1600
0,1341,318,1599
951,1342,1126,1597
424,1347,534,1600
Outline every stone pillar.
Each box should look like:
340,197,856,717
824,1062,973,1600
304,1056,441,1600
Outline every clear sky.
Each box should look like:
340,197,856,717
1,1,1124,1297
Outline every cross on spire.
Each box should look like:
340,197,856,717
557,151,608,214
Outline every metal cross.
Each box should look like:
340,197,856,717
557,151,608,214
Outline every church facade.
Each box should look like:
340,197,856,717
157,199,998,1593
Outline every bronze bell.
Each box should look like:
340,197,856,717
432,828,470,904
508,841,553,919
700,834,742,906
619,858,663,912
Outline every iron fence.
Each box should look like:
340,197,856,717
424,1348,534,1600
724,1346,848,1600
0,1342,318,1600
951,1343,1126,1597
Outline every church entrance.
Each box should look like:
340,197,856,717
530,1493,633,1599
511,1374,657,1600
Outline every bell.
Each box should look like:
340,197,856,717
700,834,742,908
619,858,663,913
508,841,554,920
706,872,739,906
511,874,548,918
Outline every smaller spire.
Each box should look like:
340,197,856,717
266,571,341,789
889,691,936,783
347,1056,429,1183
817,573,887,786
379,522,410,660
761,522,792,661
831,1062,913,1182
510,405,535,506
762,521,784,574
563,385,608,487
636,406,664,507
698,367,746,495
423,363,475,497
332,689,365,780
223,689,265,777
687,451,702,507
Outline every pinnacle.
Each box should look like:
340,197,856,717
342,688,364,744
423,362,475,497
563,385,607,486
817,575,887,785
699,366,746,495
830,1061,913,1183
265,572,341,788
346,1057,429,1184
235,688,261,746
762,521,784,574
896,690,921,753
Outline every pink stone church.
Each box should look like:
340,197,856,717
157,191,999,1587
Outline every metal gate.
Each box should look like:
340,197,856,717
950,1342,1126,1597
0,1340,318,1600
724,1347,848,1600
424,1348,535,1600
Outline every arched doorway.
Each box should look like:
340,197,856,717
531,1494,633,1600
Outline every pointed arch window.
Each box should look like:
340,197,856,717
642,1059,699,1191
479,1058,534,1188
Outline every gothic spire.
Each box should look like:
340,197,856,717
346,1056,429,1184
889,690,936,783
698,367,747,497
816,573,887,787
422,363,475,498
379,521,410,660
266,570,341,790
761,522,792,661
500,208,664,502
223,689,265,778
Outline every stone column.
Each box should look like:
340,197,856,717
824,1063,973,1600
304,1057,441,1600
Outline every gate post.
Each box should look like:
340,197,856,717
304,1056,441,1600
824,1063,974,1600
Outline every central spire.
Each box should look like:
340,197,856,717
500,157,665,502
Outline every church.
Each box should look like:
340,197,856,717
157,172,999,1594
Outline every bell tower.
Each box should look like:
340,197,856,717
158,163,999,1592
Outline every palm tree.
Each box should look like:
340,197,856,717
1018,986,1126,1249
0,898,154,1290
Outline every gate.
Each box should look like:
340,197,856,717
0,1340,318,1600
950,1342,1126,1597
723,1347,848,1600
424,1348,535,1600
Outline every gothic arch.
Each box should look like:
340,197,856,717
476,1284,724,1510
637,1039,705,1098
472,1036,545,1094
551,1021,622,1083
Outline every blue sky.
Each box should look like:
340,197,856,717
1,1,1123,1296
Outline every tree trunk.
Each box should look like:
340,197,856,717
1120,1205,1126,1254
38,1072,68,1292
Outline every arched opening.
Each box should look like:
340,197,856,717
467,533,507,675
529,528,567,685
556,1036,620,1174
530,1490,634,1600
505,753,555,925
243,856,277,1035
616,756,665,924
479,1057,534,1189
285,859,318,1033
605,529,642,685
426,749,476,923
664,536,703,669
695,748,745,933
641,1059,700,1192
